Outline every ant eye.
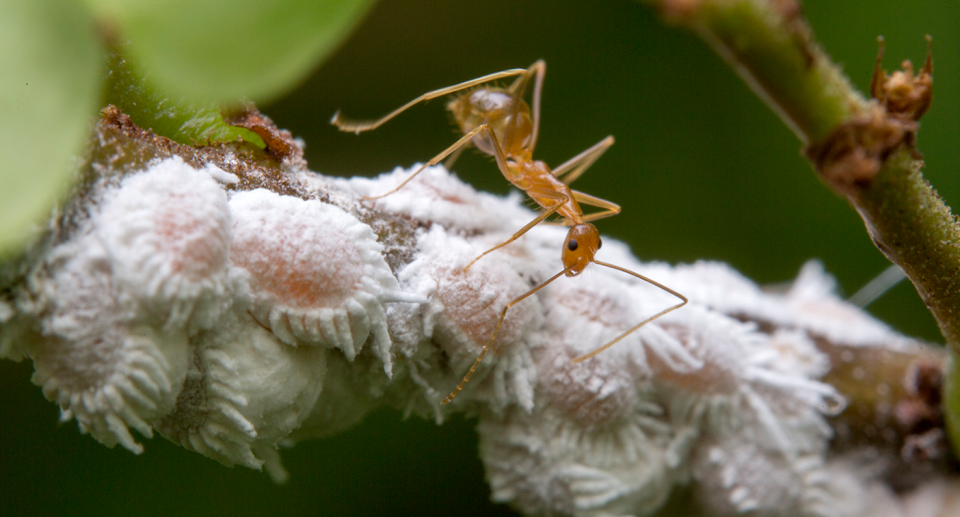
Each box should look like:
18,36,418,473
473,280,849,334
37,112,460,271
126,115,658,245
597,238,602,249
567,239,578,251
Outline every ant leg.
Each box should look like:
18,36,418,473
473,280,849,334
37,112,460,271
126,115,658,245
475,122,522,189
571,261,688,363
527,61,546,153
442,144,468,170
538,191,620,226
572,190,621,223
504,61,546,152
552,136,615,185
331,68,529,133
464,189,569,271
442,265,573,404
364,125,490,200
368,123,513,200
504,82,524,149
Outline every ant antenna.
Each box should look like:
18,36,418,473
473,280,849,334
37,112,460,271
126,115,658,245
571,261,688,363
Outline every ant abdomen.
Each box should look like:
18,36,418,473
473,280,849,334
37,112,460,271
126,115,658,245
447,89,534,158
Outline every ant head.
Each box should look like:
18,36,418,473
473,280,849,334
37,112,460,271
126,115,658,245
562,224,601,276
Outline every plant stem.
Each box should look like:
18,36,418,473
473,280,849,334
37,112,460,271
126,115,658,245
855,150,960,348
640,0,960,357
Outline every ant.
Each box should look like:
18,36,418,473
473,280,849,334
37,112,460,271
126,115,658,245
332,61,687,404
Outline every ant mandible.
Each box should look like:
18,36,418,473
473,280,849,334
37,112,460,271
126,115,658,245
332,61,687,404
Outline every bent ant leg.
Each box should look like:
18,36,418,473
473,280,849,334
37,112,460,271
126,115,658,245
331,68,529,133
550,191,620,226
442,144,468,170
442,265,574,405
368,122,516,201
363,125,490,200
504,60,546,152
464,189,570,271
552,135,615,185
571,260,687,363
528,61,546,152
572,190,621,223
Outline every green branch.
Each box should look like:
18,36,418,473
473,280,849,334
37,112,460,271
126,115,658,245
856,150,960,347
640,0,960,354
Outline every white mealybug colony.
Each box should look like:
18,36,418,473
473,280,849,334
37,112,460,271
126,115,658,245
155,309,326,483
0,142,948,515
30,157,235,453
95,158,238,331
228,188,416,375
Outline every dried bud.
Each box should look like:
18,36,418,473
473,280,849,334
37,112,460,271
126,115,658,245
871,36,933,122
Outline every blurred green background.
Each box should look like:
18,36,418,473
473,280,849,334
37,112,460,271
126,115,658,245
1,0,958,515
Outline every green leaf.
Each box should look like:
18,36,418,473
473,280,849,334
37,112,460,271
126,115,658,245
91,0,377,104
0,0,102,253
103,48,265,147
